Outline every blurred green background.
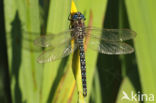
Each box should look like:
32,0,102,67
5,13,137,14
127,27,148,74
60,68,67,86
0,0,156,103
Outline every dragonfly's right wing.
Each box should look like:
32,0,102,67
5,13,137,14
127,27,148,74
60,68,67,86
88,37,134,55
37,42,77,63
85,27,136,41
34,29,74,47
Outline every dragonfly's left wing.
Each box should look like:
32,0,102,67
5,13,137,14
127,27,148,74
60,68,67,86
85,27,136,41
37,42,77,63
34,30,74,47
6,31,43,52
87,37,134,55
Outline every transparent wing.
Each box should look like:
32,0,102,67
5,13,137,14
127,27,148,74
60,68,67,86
37,42,77,63
34,30,74,47
85,27,136,41
88,37,134,54
6,31,42,52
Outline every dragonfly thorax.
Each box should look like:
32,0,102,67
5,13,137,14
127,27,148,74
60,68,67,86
72,27,85,40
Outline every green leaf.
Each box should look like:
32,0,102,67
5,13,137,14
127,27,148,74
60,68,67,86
4,0,42,103
126,0,156,102
90,70,102,103
41,1,73,103
116,77,139,103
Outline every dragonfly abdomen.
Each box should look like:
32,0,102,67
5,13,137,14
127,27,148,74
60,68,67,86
78,39,87,97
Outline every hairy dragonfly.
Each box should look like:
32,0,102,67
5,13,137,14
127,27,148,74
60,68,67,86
34,12,136,97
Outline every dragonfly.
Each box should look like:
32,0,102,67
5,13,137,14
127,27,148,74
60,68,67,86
34,12,136,97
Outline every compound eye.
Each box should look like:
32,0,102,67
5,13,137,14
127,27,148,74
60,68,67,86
72,14,78,19
80,14,84,19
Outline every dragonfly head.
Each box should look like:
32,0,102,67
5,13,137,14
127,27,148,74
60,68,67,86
69,12,86,28
70,12,86,21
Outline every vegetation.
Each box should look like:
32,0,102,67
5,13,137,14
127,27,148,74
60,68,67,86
0,0,156,103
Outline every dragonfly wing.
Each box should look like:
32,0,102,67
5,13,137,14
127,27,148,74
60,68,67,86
34,35,55,47
85,27,136,41
6,31,42,52
37,42,77,63
88,37,134,54
34,30,74,47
